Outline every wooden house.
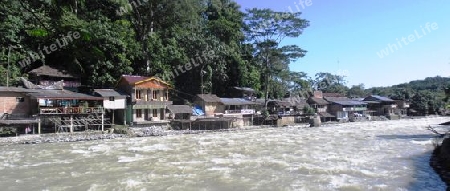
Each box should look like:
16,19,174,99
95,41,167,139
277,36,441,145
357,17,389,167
166,105,192,120
324,96,368,120
363,95,398,119
307,91,335,121
115,75,172,125
28,65,81,90
194,94,222,117
27,88,107,133
394,100,410,117
219,98,257,115
283,96,310,115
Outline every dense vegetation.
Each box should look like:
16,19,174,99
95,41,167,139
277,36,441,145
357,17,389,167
0,0,310,103
0,1,448,112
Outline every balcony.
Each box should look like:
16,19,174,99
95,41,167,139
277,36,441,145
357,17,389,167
40,107,104,115
135,100,173,105
225,109,255,114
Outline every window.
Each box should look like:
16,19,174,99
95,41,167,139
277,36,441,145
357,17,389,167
152,90,158,100
109,97,115,101
136,109,142,118
16,97,24,102
136,90,142,100
152,109,158,117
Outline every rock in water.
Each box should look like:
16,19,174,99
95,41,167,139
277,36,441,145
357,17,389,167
309,114,321,127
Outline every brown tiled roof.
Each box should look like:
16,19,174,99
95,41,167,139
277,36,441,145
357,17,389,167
197,94,222,103
29,65,79,78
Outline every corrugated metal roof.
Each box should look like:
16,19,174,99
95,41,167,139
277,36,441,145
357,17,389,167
0,87,38,93
220,98,258,106
319,112,335,118
324,96,351,102
197,94,222,103
28,90,103,100
167,105,192,114
94,89,127,98
372,95,394,102
364,95,394,102
331,100,368,106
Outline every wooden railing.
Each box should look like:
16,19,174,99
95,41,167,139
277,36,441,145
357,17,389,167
40,107,104,114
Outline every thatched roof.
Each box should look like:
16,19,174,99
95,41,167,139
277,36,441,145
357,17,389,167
308,97,329,105
29,65,79,78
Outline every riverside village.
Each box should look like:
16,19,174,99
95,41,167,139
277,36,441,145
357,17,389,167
2,0,450,190
0,64,426,135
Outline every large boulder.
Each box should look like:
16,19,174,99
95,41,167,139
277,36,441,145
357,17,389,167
309,114,321,127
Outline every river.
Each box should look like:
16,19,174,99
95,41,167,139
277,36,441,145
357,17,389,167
1,117,449,191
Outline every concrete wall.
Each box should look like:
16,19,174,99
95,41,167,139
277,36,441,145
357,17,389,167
277,116,296,126
103,98,126,109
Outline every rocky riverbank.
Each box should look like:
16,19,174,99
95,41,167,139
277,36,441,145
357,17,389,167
0,125,281,146
0,131,127,146
431,137,450,191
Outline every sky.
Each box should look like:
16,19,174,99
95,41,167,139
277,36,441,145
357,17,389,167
234,0,450,88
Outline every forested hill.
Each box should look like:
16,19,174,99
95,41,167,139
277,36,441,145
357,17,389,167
393,76,450,91
366,76,450,98
364,76,449,113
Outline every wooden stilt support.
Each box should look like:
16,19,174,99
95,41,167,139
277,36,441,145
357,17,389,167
38,117,41,134
101,112,104,132
70,115,74,133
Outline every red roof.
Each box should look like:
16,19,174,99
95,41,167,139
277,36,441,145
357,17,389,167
120,75,149,85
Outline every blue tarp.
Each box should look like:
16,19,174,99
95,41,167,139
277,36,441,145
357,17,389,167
193,105,205,116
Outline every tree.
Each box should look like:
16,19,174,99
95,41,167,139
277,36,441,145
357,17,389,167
288,71,312,97
244,8,309,108
313,72,348,94
347,84,366,97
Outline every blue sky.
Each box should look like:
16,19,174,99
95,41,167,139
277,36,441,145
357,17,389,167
235,0,450,88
